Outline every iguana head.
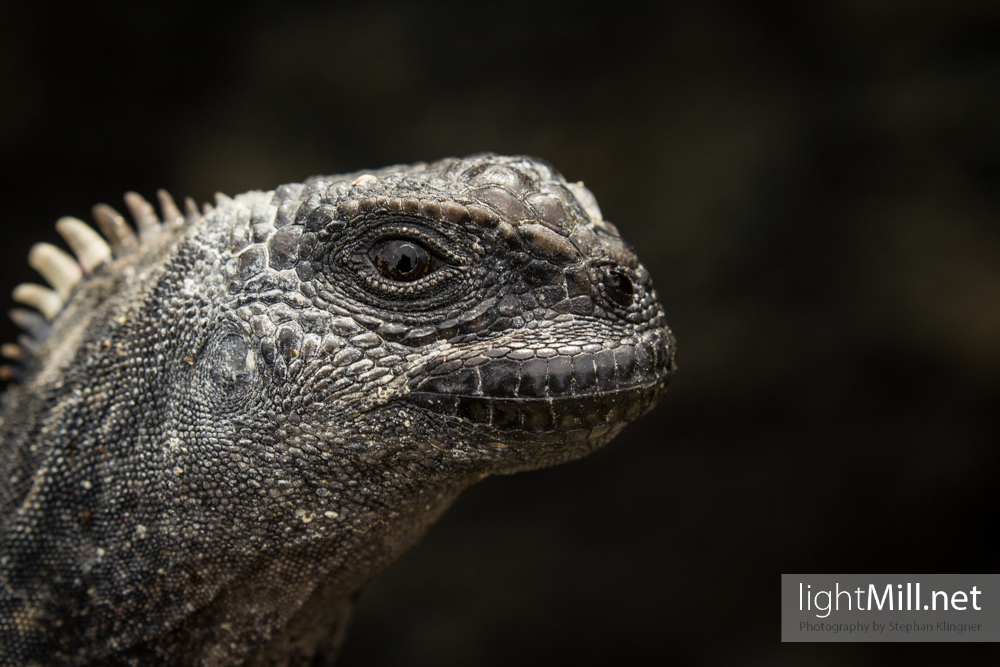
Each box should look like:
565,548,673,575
179,154,675,484
6,153,676,523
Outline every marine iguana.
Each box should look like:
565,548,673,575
0,154,675,666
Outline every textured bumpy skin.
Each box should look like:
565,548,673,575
0,154,676,666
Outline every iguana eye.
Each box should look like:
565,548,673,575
370,239,434,281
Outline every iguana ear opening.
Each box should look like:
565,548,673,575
191,329,261,410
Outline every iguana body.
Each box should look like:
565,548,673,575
0,154,675,666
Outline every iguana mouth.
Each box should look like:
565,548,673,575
400,380,667,443
399,331,674,441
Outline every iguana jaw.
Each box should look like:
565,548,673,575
396,326,675,445
399,379,668,445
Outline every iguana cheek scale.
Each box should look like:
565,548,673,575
0,154,676,666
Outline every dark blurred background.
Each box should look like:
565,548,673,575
2,2,998,664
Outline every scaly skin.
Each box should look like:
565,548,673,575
0,154,675,666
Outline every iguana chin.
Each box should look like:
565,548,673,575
0,154,675,666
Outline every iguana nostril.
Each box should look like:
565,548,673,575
604,269,635,307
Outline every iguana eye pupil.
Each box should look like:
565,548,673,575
371,239,432,281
